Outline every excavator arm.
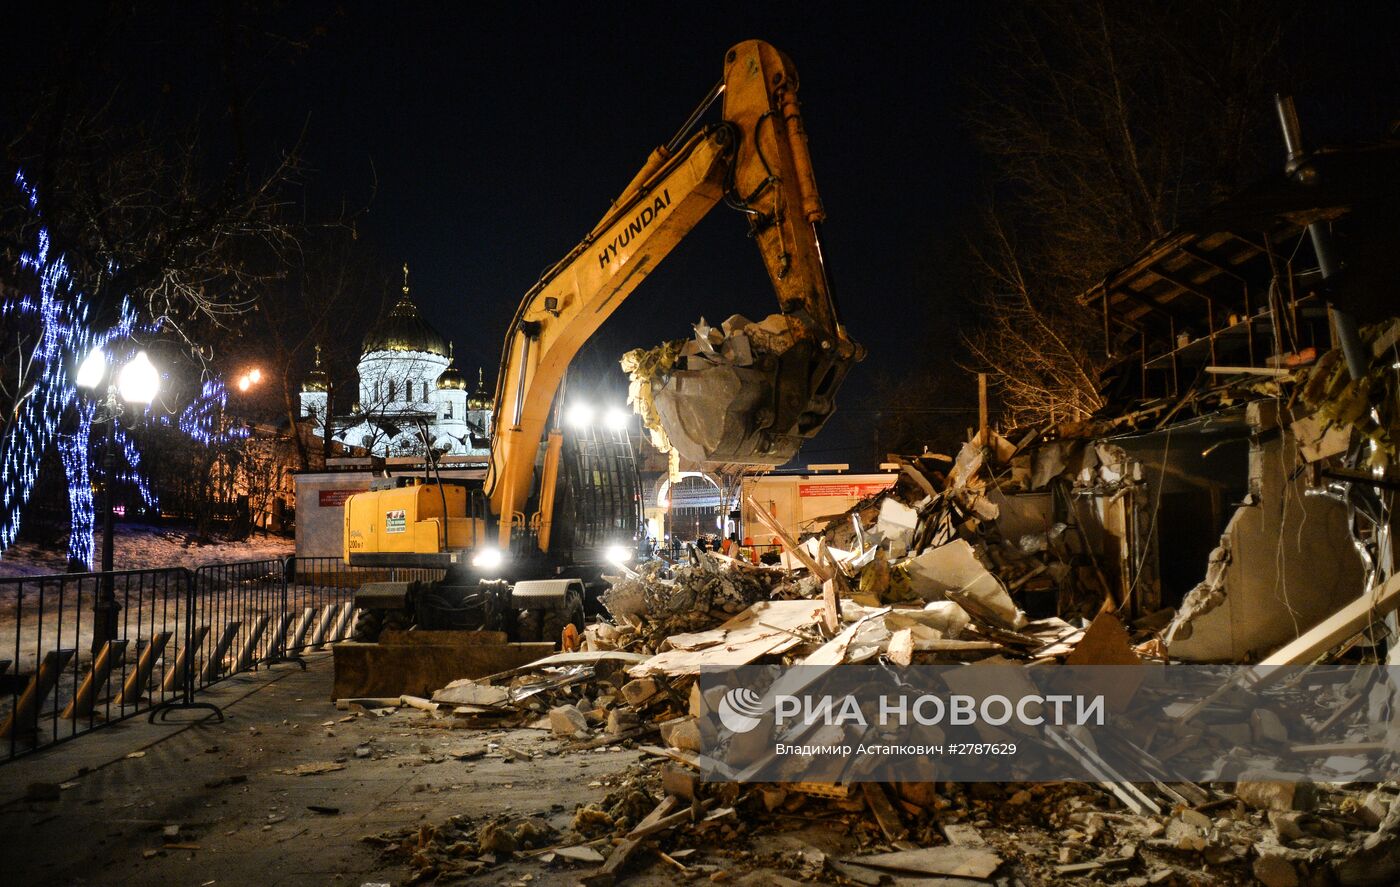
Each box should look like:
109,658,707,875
485,40,861,551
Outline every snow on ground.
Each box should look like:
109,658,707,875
0,522,294,579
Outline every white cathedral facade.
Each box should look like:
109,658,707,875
300,266,494,458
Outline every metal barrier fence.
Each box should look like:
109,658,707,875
0,556,444,763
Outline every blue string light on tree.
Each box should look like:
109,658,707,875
0,170,239,568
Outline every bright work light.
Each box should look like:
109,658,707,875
565,402,594,428
471,548,504,569
604,407,630,431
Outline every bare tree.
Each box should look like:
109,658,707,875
247,229,392,469
962,214,1109,424
963,0,1291,420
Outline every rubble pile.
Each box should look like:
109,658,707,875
802,439,1146,626
347,317,1400,884
359,684,1400,887
596,555,818,653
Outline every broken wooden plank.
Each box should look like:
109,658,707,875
1289,741,1387,756
1314,692,1366,738
940,822,987,847
1057,856,1133,875
398,694,441,713
886,628,914,668
1205,365,1292,377
821,578,842,635
1255,573,1400,674
746,495,830,580
1046,727,1159,815
625,799,712,840
862,783,908,841
841,846,1002,879
587,795,682,882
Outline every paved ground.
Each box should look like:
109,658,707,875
0,653,653,887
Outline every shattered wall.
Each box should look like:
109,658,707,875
1165,403,1365,662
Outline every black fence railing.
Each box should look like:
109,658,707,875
0,556,438,763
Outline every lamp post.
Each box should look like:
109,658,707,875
75,346,161,655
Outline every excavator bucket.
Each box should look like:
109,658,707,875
623,313,858,468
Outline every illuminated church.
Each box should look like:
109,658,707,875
300,265,494,457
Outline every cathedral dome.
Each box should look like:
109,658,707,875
301,369,329,393
301,344,330,392
437,368,466,391
468,367,494,411
437,344,467,390
362,264,449,357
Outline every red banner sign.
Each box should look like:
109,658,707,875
318,489,366,507
798,480,895,498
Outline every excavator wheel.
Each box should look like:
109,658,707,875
516,591,585,649
351,607,412,643
539,591,585,651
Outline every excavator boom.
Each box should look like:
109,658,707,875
485,40,862,550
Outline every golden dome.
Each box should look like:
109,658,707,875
302,344,330,392
468,367,493,411
438,345,467,390
362,263,449,357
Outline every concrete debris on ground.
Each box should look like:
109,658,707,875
597,555,818,653
355,325,1400,884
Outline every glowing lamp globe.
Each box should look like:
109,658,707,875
116,351,160,404
75,346,107,390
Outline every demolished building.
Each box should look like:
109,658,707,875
345,135,1400,886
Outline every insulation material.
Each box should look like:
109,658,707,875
620,338,686,479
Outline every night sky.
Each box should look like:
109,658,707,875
8,2,1400,467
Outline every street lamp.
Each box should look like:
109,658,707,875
234,367,263,393
74,345,162,654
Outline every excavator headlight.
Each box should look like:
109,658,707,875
565,402,594,428
604,407,630,431
605,545,632,565
471,548,504,569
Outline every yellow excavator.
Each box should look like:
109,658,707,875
343,40,861,645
